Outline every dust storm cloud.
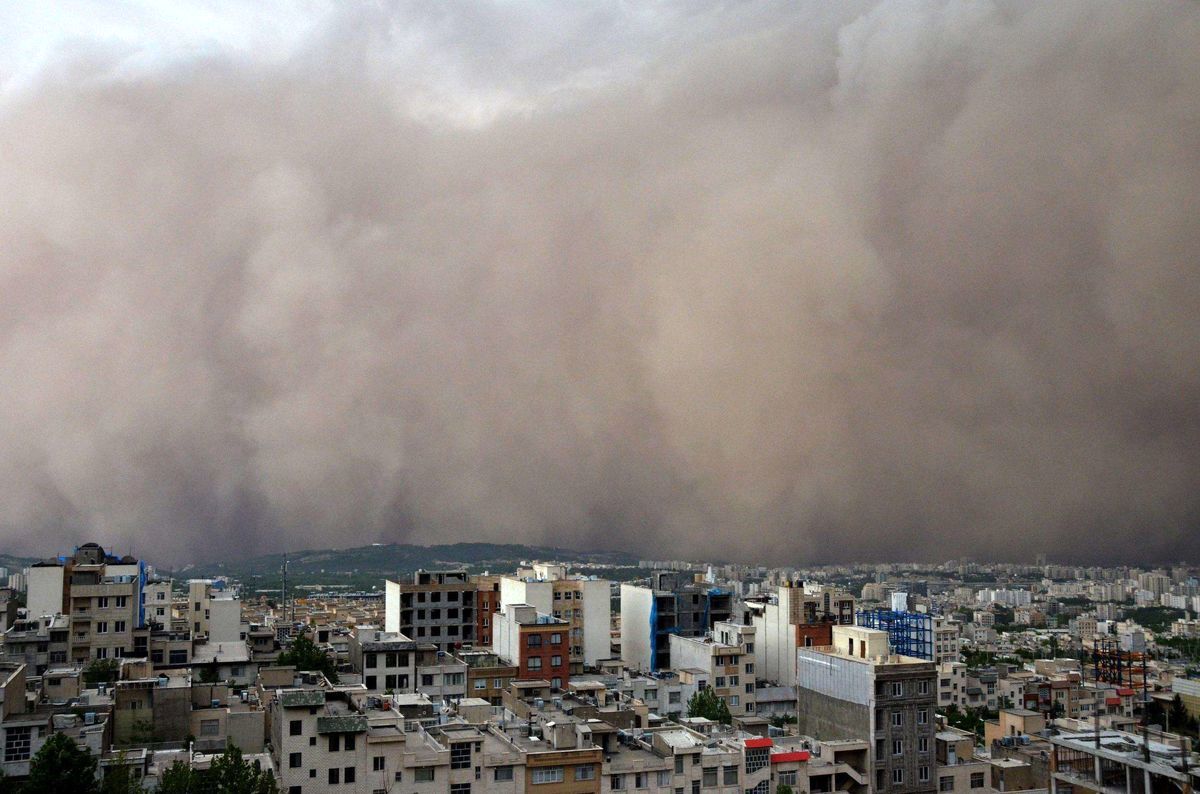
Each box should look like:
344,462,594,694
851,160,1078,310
0,2,1197,564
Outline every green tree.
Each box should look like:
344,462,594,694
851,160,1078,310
83,658,120,687
777,784,794,794
154,761,197,794
206,744,279,794
686,687,733,725
155,745,279,794
99,753,142,794
276,634,339,684
26,732,99,793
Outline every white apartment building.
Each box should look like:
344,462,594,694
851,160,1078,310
669,621,757,717
500,567,610,670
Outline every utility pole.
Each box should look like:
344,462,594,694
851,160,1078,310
281,553,288,627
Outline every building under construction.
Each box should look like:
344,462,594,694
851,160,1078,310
856,608,933,660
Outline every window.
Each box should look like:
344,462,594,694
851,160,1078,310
723,766,738,785
366,653,377,668
577,766,597,781
549,633,562,645
415,767,435,782
657,770,671,786
4,726,31,762
746,748,769,774
345,768,356,784
612,774,625,790
777,771,797,786
940,776,955,791
532,768,564,784
971,772,986,788
635,772,648,788
345,734,356,751
551,655,562,667
493,678,504,688
494,766,514,781
328,768,340,785
703,768,717,787
893,740,903,756
892,769,904,785
729,696,739,707
329,735,340,752
527,635,542,648
745,683,754,694
729,676,739,686
169,649,188,664
691,781,700,794
451,785,470,794
745,663,754,674
366,676,377,689
715,677,726,688
920,766,930,783
289,752,302,768
116,596,128,608
98,597,109,608
891,710,903,727
474,679,487,690
421,674,434,686
669,691,681,704
918,709,928,725
527,657,542,670
892,682,903,697
918,680,930,695
451,743,472,769
97,622,108,634
289,720,302,736
200,719,220,737
918,737,929,753
373,756,385,772
675,757,684,774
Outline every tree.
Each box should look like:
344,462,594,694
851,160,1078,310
777,784,794,794
686,687,733,725
99,753,142,794
83,658,120,687
26,732,99,793
155,761,197,794
155,745,279,794
206,744,279,794
276,634,339,684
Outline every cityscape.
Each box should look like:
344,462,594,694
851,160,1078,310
0,543,1195,792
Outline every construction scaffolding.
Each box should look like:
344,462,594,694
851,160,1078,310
856,608,933,660
1092,636,1149,690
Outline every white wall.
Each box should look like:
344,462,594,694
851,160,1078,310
209,598,242,644
26,566,64,618
581,579,610,666
620,584,653,672
385,580,401,634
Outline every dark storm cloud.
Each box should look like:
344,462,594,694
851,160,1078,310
0,1,1197,564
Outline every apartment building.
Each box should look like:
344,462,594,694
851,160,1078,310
25,543,151,664
621,572,733,673
795,625,937,794
938,662,968,710
474,574,504,648
1048,728,1199,794
2,615,70,675
385,571,477,652
187,579,243,643
500,564,611,671
669,622,757,717
347,628,467,702
456,650,519,705
750,582,856,686
493,604,571,689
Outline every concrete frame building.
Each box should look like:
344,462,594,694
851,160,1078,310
621,572,733,673
385,571,477,653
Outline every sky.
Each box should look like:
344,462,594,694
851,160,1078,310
0,1,1198,566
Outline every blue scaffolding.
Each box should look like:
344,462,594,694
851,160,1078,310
856,608,933,660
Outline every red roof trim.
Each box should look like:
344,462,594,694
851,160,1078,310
770,751,810,763
745,737,774,749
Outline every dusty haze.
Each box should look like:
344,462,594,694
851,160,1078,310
1,2,1198,565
